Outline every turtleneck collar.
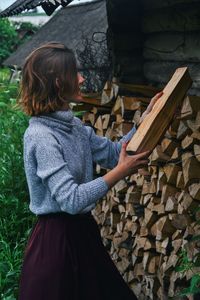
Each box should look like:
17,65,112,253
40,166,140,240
29,109,77,132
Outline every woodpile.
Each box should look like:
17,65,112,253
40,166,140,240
72,69,200,299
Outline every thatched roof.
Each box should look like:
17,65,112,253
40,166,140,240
0,0,72,17
3,0,108,68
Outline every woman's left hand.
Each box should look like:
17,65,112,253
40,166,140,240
139,91,163,124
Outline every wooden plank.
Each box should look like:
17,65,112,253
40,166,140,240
127,67,192,153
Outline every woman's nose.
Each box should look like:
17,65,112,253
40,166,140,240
78,73,85,85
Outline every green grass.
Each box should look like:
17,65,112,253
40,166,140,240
0,68,86,299
0,68,35,299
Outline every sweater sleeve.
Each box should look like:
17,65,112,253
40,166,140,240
84,125,136,169
31,134,109,215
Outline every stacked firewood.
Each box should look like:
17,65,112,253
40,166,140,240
72,80,200,299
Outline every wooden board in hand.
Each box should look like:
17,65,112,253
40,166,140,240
126,67,192,153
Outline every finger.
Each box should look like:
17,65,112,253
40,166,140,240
155,91,163,99
119,142,127,160
134,150,151,160
151,91,163,103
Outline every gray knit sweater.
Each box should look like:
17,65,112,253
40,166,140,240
23,109,136,215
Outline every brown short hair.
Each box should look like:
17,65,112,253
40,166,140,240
18,42,79,116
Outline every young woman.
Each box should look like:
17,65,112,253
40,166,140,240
18,42,162,300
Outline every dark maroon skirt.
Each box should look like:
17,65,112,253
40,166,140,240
19,211,137,300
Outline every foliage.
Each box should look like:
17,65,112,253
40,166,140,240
0,68,85,299
13,21,39,32
13,21,40,45
0,18,40,66
174,209,200,299
0,69,35,299
0,19,18,65
0,72,29,200
0,195,35,299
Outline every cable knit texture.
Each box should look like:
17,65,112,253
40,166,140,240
23,109,136,215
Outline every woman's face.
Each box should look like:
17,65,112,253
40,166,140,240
77,73,85,86
68,73,85,104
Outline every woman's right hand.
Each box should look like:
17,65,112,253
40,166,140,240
103,142,150,189
117,142,150,177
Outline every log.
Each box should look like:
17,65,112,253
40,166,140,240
167,119,180,138
194,144,200,162
169,213,191,230
161,184,178,204
127,68,192,153
187,119,200,133
180,96,200,119
112,96,149,115
144,61,199,89
142,5,200,33
178,191,199,213
188,183,200,201
181,135,196,150
144,33,200,62
157,168,167,193
165,197,178,212
177,120,193,140
151,216,175,240
81,93,111,106
149,146,170,165
161,138,179,157
182,152,200,185
171,147,180,161
176,171,185,189
117,82,160,97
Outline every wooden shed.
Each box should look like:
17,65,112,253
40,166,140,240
106,0,200,96
1,1,200,299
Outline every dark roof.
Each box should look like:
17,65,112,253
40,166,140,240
0,0,73,17
3,0,108,68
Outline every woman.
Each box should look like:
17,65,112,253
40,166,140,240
18,42,162,300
